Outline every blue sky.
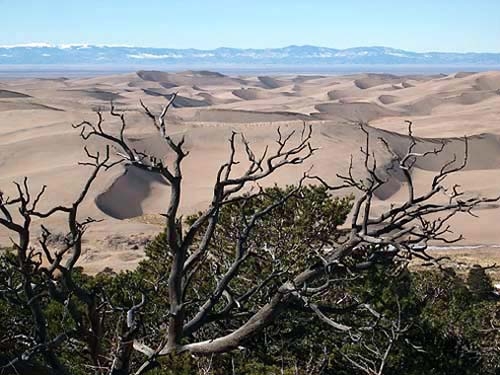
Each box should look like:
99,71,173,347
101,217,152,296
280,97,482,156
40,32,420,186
1,0,499,52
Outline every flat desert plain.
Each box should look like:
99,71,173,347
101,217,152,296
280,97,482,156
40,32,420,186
1,70,500,273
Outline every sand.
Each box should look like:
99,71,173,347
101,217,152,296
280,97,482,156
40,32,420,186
1,70,500,273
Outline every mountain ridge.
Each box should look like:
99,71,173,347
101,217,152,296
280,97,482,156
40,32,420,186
1,44,500,65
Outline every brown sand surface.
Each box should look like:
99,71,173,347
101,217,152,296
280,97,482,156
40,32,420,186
1,70,500,273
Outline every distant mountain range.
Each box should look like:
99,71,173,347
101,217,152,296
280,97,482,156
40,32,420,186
1,44,500,65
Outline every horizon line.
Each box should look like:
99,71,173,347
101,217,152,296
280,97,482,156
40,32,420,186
1,42,499,54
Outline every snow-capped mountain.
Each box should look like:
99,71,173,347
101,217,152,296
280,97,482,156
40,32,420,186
0,44,499,65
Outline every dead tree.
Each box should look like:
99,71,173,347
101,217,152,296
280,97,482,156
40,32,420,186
1,95,497,374
339,298,414,375
0,146,121,374
74,101,498,372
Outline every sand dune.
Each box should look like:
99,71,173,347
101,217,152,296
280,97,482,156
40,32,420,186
257,76,289,89
1,69,500,271
372,129,500,171
327,89,355,100
378,95,399,104
171,95,211,108
62,89,123,101
0,89,31,98
189,108,310,123
354,74,400,89
0,101,64,111
142,88,169,97
474,75,500,90
232,88,277,100
314,102,402,122
292,75,327,83
402,81,415,88
137,70,245,88
96,166,169,219
351,73,432,90
455,72,477,79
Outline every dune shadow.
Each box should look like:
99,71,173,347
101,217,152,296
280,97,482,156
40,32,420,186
95,166,168,220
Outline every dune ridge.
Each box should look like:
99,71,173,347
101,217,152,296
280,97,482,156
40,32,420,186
1,69,500,272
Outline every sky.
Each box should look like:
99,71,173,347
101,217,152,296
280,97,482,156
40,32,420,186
1,0,499,52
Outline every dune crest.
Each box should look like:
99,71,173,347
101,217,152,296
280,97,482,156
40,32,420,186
1,69,500,271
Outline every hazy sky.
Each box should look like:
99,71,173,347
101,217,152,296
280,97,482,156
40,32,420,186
1,0,499,52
